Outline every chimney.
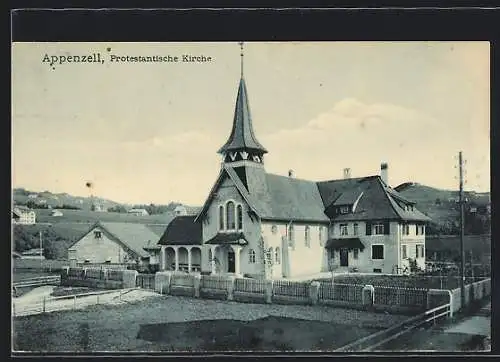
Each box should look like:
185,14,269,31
380,162,389,185
288,169,294,178
343,168,351,179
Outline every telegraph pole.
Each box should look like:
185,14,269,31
39,231,43,270
458,151,466,308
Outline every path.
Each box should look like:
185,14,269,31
374,299,491,352
13,288,159,317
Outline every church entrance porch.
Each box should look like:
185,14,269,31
209,244,242,276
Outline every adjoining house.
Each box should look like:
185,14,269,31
67,222,164,266
128,208,150,216
12,205,36,225
151,49,431,279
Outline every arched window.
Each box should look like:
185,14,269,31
275,247,281,264
237,204,243,230
226,201,235,230
219,205,225,230
288,224,295,249
305,226,311,247
248,249,256,263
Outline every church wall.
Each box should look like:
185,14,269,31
261,221,329,278
201,175,262,277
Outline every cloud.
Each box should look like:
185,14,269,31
261,97,487,190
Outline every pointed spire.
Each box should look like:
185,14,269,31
239,41,244,78
218,43,267,155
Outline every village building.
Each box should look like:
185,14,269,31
12,205,36,225
67,222,163,267
150,47,431,278
128,208,149,216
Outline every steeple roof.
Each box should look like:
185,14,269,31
217,77,268,155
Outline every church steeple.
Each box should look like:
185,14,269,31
218,42,268,166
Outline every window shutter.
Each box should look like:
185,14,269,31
366,222,372,235
384,221,390,235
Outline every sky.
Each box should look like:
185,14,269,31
12,41,490,206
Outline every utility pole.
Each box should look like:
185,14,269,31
39,230,43,270
458,151,466,308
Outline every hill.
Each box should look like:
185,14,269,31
394,182,490,235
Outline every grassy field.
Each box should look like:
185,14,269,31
315,274,487,290
36,209,175,225
12,295,408,352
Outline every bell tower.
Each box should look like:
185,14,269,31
218,42,268,169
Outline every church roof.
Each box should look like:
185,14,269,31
217,77,268,154
196,166,431,224
158,215,203,246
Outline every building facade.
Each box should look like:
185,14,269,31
12,206,36,225
156,47,430,279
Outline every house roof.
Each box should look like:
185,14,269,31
205,232,248,245
325,238,365,250
217,77,268,154
158,215,203,246
69,222,162,258
128,208,149,213
319,176,431,222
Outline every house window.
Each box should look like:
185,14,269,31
340,224,348,236
271,225,278,234
402,224,410,235
237,205,243,230
248,249,256,263
373,268,382,273
353,223,359,236
373,223,385,235
94,230,102,239
288,224,295,248
415,244,420,258
402,244,408,259
372,245,384,260
305,226,311,247
275,247,281,264
219,205,225,230
353,248,359,259
226,201,235,230
339,206,350,214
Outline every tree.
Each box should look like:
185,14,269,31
107,205,127,213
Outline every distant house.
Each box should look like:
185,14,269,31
12,206,36,225
21,248,45,260
67,222,164,265
51,210,64,217
28,194,38,199
174,205,188,216
128,208,149,216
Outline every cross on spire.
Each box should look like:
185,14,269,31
238,41,244,78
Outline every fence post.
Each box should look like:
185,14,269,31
227,276,236,301
448,290,454,318
97,294,99,304
265,280,274,304
42,297,46,313
193,274,202,298
309,281,320,306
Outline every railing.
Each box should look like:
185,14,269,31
13,276,61,288
12,288,139,317
273,280,309,298
319,282,364,303
234,278,266,294
334,303,451,352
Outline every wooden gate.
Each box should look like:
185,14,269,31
136,273,155,290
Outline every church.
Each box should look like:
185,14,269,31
152,44,431,279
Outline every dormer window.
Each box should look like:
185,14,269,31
94,230,102,239
339,206,350,214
